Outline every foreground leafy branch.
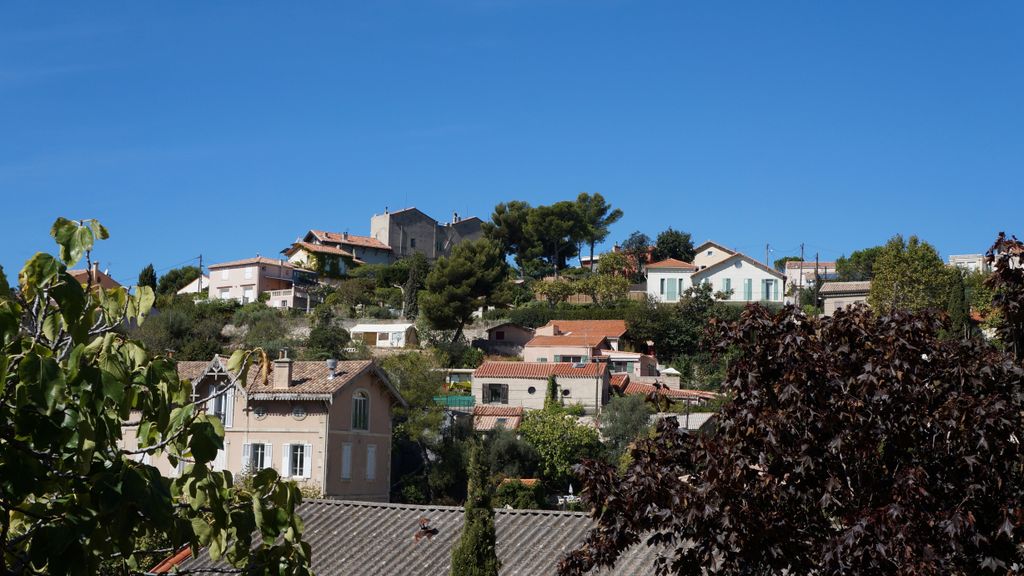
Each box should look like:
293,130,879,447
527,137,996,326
0,219,311,576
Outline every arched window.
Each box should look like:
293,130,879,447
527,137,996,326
352,391,369,431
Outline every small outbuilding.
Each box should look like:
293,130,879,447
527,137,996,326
349,323,418,348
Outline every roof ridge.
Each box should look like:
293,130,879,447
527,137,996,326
303,498,590,517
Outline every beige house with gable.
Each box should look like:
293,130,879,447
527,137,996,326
471,361,610,415
122,355,405,502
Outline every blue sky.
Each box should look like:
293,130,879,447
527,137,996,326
2,1,1022,285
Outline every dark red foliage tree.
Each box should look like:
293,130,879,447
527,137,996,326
561,236,1024,576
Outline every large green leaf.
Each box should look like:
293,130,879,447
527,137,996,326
50,217,83,267
18,353,65,414
18,252,60,299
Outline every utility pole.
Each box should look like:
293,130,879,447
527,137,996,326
765,243,771,267
197,254,203,294
797,243,805,307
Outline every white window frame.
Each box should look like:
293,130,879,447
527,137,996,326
244,267,253,279
366,445,377,481
243,442,271,472
352,390,370,431
341,443,352,480
282,443,312,479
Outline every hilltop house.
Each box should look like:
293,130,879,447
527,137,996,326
282,229,394,277
370,207,483,260
68,262,122,291
783,260,837,289
175,275,210,295
206,256,318,310
471,361,610,415
534,319,628,350
647,241,786,304
122,355,406,502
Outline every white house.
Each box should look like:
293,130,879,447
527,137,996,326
695,252,785,303
176,275,210,295
645,258,696,303
349,323,418,348
646,244,786,304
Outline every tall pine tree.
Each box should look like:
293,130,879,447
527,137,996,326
137,263,157,290
450,441,501,576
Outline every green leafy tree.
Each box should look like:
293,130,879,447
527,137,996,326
534,278,577,308
494,480,546,510
482,201,534,276
576,193,623,271
620,232,651,283
596,251,629,278
836,245,884,281
544,375,560,410
0,218,310,576
302,305,350,360
526,201,585,276
868,235,950,313
156,265,202,296
420,239,508,343
579,274,630,305
137,263,157,291
485,428,540,479
449,441,501,576
651,228,695,263
519,409,601,487
601,394,652,462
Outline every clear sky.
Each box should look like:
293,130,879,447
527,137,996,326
2,1,1022,285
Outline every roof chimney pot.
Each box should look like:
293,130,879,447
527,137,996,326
273,349,293,389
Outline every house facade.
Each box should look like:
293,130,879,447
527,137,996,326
291,230,393,267
783,260,837,289
206,256,317,310
370,207,483,260
122,356,405,502
522,334,610,364
646,249,786,304
948,254,990,274
471,361,610,415
176,275,210,295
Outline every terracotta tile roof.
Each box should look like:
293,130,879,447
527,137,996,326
785,260,837,270
613,378,719,400
207,256,294,270
819,280,872,295
473,361,607,379
473,405,525,417
610,373,630,388
172,499,661,575
283,242,354,258
473,405,524,431
542,319,628,339
309,230,392,251
646,258,697,270
177,357,406,405
498,478,540,487
525,334,608,348
68,268,122,290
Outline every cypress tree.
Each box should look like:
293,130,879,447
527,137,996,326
137,263,157,290
544,374,559,410
946,269,970,339
450,441,501,576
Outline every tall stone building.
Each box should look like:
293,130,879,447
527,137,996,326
370,207,483,260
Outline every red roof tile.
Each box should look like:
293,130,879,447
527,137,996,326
473,361,607,379
310,230,392,251
525,335,608,348
68,268,122,290
613,379,719,400
646,258,697,270
541,320,628,339
473,405,525,417
284,242,354,258
610,373,630,388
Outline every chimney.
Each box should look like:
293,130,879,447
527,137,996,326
342,231,348,240
273,349,293,389
91,261,100,279
326,358,338,380
452,211,459,224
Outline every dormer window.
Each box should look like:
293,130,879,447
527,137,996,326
353,391,369,430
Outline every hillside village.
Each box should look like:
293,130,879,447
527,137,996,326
38,195,1000,573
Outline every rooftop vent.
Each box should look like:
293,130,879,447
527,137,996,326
326,358,338,380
